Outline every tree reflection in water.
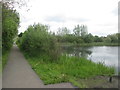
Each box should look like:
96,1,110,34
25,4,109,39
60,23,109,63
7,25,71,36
62,46,92,58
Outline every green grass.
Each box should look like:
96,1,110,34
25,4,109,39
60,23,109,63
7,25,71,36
2,51,9,70
24,53,115,88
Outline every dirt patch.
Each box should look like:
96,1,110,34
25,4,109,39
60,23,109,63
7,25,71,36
77,75,119,88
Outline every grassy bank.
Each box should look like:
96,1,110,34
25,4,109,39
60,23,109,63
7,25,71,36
2,51,9,70
23,53,115,88
59,42,120,47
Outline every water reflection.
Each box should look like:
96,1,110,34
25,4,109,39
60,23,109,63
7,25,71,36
62,46,92,58
62,46,119,74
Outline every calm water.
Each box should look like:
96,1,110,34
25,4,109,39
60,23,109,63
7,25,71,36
62,46,119,75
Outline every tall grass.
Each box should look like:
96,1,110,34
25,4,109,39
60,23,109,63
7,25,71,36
2,51,9,70
24,53,115,87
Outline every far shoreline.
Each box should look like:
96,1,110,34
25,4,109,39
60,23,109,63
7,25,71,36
58,42,120,47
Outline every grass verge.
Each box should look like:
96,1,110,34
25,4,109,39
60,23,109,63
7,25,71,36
23,53,115,88
2,51,9,70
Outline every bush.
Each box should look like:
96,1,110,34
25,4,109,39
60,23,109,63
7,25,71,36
18,24,60,61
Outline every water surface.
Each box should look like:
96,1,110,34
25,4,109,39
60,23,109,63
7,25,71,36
62,46,119,74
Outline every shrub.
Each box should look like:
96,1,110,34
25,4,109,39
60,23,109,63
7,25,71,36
18,23,60,61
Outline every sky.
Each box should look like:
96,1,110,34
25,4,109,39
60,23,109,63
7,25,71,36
16,0,119,36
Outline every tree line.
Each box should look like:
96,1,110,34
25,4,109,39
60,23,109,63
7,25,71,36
19,24,120,46
55,25,120,44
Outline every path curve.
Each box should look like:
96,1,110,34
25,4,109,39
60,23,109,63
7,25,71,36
2,45,74,88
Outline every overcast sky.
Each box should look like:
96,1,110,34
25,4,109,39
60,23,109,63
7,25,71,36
16,0,119,36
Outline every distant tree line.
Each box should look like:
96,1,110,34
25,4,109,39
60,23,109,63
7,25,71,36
55,25,120,44
18,24,120,46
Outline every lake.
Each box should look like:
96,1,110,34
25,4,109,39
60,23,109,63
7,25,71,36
62,46,119,75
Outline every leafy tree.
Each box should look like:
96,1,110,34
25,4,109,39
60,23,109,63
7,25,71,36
109,34,118,43
104,37,111,43
103,34,118,43
57,27,70,36
2,2,20,52
2,0,27,9
75,36,84,44
64,34,76,43
83,33,94,43
73,25,88,37
73,25,81,36
18,23,60,61
94,35,103,42
81,25,88,37
116,33,120,43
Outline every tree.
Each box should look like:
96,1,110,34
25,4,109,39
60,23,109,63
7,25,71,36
94,35,103,42
2,0,27,9
83,33,94,43
57,27,70,36
18,32,23,37
81,25,88,37
2,2,20,51
109,34,118,43
116,33,120,43
104,37,111,43
1,0,28,52
18,23,60,60
73,25,88,37
75,36,84,44
73,25,81,36
103,34,118,43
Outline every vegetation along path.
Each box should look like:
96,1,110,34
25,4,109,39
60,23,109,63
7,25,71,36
3,45,74,88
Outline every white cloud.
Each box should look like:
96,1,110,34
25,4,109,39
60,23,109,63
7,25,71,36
16,0,119,36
